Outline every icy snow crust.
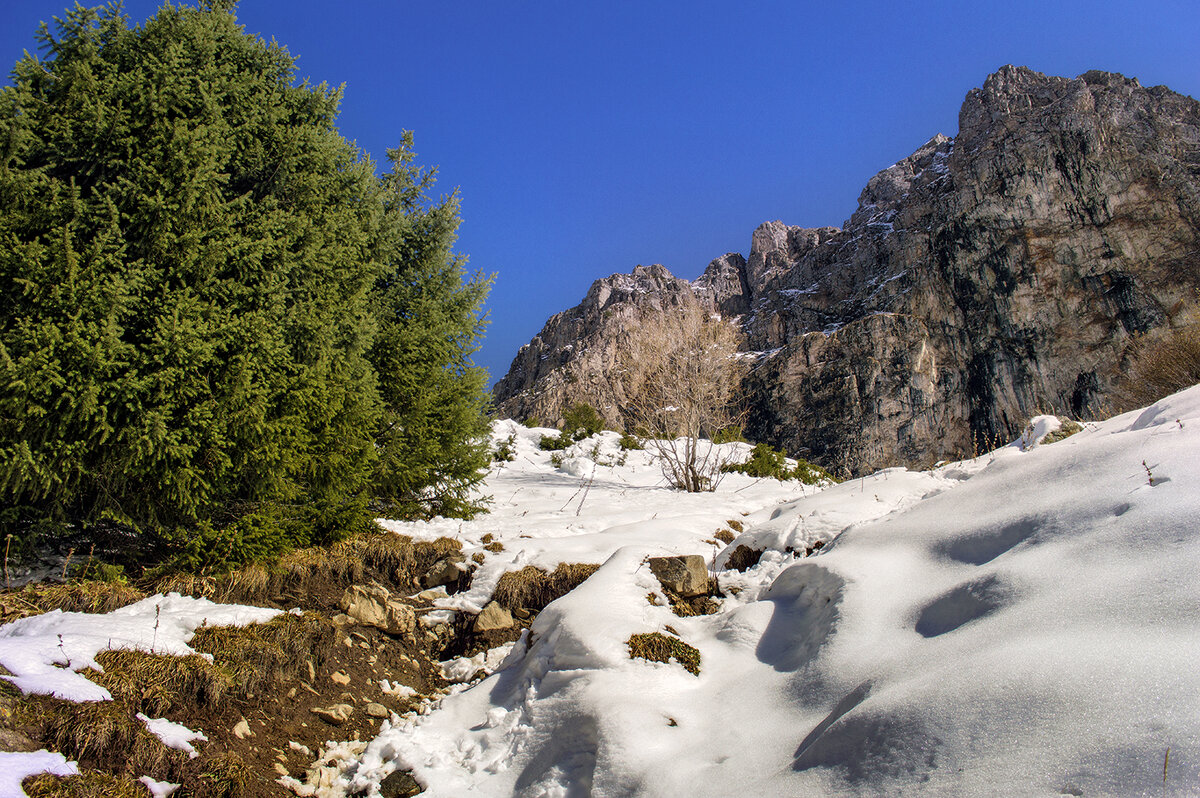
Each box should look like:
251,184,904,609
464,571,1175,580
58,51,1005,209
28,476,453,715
347,392,1200,797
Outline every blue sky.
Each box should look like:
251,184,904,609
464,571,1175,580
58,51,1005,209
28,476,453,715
3,1,1199,386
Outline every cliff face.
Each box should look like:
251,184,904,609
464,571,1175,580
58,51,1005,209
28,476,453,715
494,67,1200,474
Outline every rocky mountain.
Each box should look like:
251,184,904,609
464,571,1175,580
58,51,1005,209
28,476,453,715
494,66,1200,475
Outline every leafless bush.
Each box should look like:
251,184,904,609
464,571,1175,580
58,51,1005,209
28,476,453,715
617,303,747,491
1116,323,1200,410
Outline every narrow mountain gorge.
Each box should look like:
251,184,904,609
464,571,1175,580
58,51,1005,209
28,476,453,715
494,66,1200,474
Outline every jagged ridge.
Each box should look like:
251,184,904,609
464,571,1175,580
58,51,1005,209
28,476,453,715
494,66,1200,474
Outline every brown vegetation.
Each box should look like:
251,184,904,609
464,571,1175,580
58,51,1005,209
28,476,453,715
627,631,701,676
492,563,601,613
1116,323,1200,410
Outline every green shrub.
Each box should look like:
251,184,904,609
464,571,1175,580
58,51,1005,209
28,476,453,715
791,459,836,485
712,426,746,444
493,435,517,462
539,434,570,451
562,403,605,441
618,433,644,451
521,417,541,428
722,443,790,479
722,443,834,484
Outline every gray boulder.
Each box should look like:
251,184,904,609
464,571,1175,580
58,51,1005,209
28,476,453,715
649,555,709,598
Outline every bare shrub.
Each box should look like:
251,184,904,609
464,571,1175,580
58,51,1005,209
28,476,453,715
617,303,747,491
1116,323,1200,410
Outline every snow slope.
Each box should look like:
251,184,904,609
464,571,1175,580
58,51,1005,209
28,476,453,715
339,387,1200,797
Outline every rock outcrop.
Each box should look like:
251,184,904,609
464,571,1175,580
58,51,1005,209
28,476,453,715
494,67,1200,474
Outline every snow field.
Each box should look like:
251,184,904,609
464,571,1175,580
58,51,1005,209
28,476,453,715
345,389,1200,796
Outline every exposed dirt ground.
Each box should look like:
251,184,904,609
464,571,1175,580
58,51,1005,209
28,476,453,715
0,535,475,797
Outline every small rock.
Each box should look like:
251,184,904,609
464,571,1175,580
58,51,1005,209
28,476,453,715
286,687,297,699
306,659,316,682
311,703,354,726
233,718,253,739
340,583,393,628
365,702,389,718
421,552,466,590
648,555,709,598
330,670,351,686
339,584,417,635
332,613,354,626
273,762,289,777
473,601,515,633
379,769,423,798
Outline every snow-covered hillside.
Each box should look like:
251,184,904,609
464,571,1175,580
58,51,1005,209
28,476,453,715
5,388,1199,796
326,386,1200,797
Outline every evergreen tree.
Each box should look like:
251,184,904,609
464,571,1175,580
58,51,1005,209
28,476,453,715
0,2,491,568
368,136,493,521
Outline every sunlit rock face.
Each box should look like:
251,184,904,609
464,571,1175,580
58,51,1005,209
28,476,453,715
494,67,1200,474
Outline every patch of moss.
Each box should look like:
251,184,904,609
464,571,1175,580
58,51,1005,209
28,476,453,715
628,632,701,676
1043,419,1083,444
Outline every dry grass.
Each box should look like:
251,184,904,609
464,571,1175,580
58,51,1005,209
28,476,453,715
492,563,600,612
89,649,232,715
190,611,335,695
23,696,187,779
1117,323,1200,411
197,752,252,798
726,520,744,533
0,581,147,624
153,530,443,604
412,537,463,571
714,529,736,545
87,611,334,717
670,595,720,618
627,632,701,676
23,771,147,798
